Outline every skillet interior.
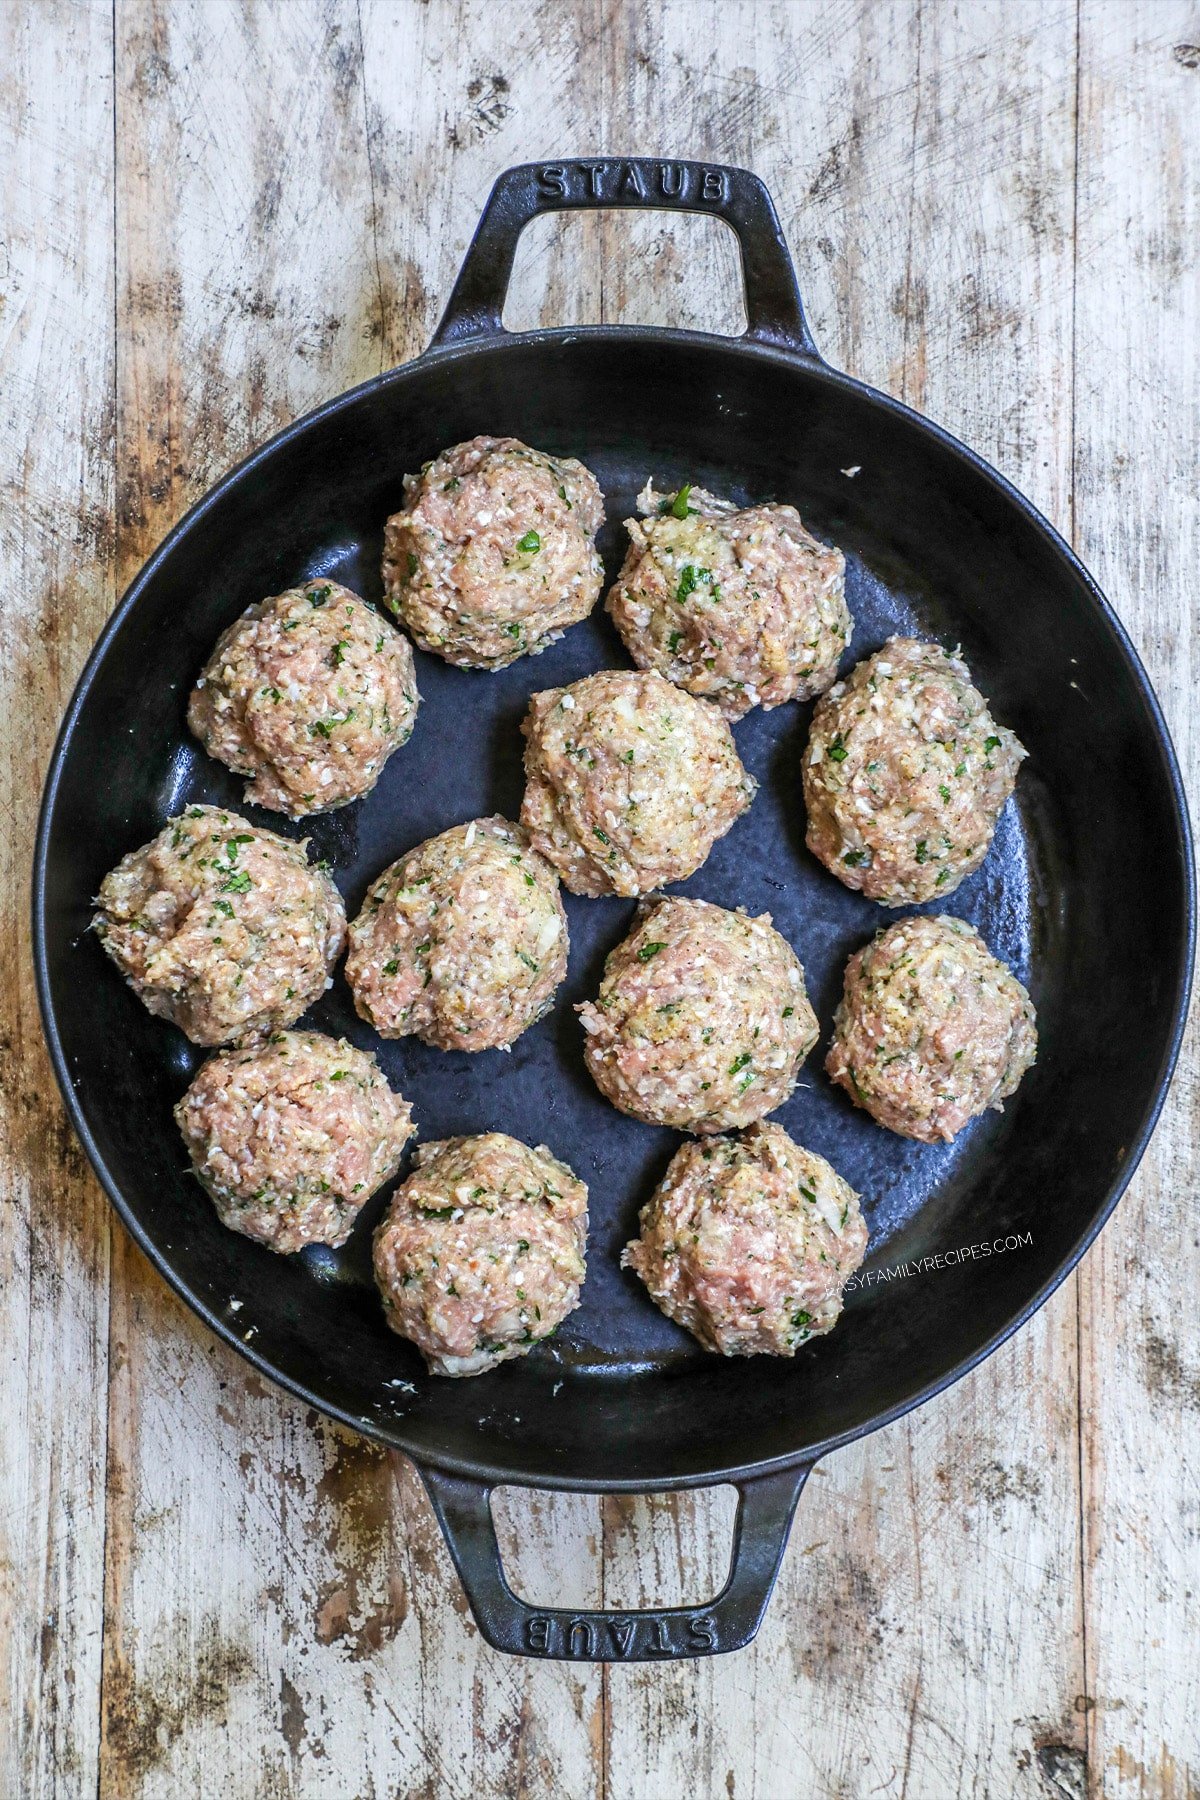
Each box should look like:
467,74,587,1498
35,330,1192,1490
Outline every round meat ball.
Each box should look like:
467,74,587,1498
373,1132,588,1377
607,480,850,719
93,806,346,1046
520,669,756,897
826,913,1037,1143
578,896,818,1133
381,436,604,668
175,1030,414,1254
623,1123,868,1356
803,637,1027,905
345,817,568,1052
188,578,419,818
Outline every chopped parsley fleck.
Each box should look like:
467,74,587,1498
213,899,234,918
915,839,929,863
827,736,848,762
417,1205,455,1221
406,553,419,579
984,735,1001,755
935,868,951,887
791,1309,811,1332
675,565,698,603
592,825,610,845
382,959,399,976
782,1005,794,1017
331,640,348,668
637,941,666,962
938,784,951,803
504,621,523,639
516,529,541,554
558,484,571,507
222,870,252,893
330,1070,347,1081
516,950,539,972
307,583,332,607
728,1052,752,1076
842,849,868,867
667,629,682,652
311,718,335,738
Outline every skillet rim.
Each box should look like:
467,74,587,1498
32,323,1197,1492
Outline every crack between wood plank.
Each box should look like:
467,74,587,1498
355,0,387,376
1069,1,1094,1777
95,6,120,1795
898,0,924,406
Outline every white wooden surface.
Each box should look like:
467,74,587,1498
1,2,1196,1794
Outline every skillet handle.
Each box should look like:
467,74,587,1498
429,158,821,358
418,1461,812,1660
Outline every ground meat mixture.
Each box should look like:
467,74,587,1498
623,1123,867,1356
606,480,850,719
373,1132,588,1376
381,436,604,668
827,913,1037,1143
520,669,756,897
94,806,346,1046
188,578,419,818
175,1030,414,1254
803,637,1027,905
345,817,568,1052
578,896,818,1133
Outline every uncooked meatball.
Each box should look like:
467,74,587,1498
578,896,818,1133
345,817,568,1053
827,913,1037,1143
606,480,850,719
520,669,756,897
804,637,1027,905
188,578,419,818
94,806,346,1046
623,1123,867,1356
373,1132,588,1376
381,436,604,668
175,1030,414,1254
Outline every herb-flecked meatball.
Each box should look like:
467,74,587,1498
175,1030,414,1254
578,896,818,1133
826,913,1037,1143
803,637,1027,905
606,481,850,719
373,1132,588,1377
93,806,346,1046
188,578,419,818
520,669,756,897
345,817,568,1052
381,435,604,668
623,1124,867,1355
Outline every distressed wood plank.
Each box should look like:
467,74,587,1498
1073,9,1200,1795
596,4,1089,1796
104,3,603,1794
0,3,115,1794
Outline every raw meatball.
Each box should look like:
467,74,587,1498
345,817,568,1052
94,806,346,1046
373,1132,588,1376
827,913,1037,1143
623,1123,867,1356
175,1030,414,1254
520,669,756,897
188,578,419,818
804,637,1027,905
607,480,850,719
381,436,604,668
578,896,818,1133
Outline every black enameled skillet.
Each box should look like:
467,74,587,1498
34,161,1194,1660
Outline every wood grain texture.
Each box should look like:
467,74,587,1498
1,0,1197,1794
0,4,115,1795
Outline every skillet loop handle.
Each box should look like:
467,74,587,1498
418,1462,812,1661
429,158,821,358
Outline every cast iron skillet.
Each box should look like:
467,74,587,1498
35,160,1194,1661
